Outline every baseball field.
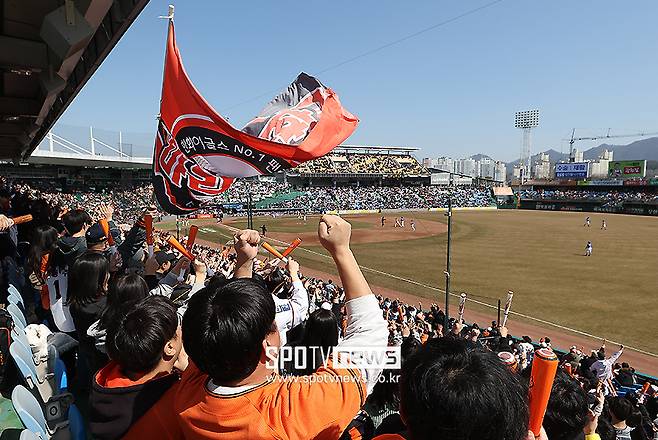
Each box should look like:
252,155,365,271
160,210,658,373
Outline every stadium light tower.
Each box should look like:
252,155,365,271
514,110,540,183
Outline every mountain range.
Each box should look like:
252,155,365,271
504,136,658,176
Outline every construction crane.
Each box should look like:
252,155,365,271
565,128,658,162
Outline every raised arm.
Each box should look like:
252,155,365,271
233,229,260,279
318,215,388,394
286,258,309,328
318,215,372,300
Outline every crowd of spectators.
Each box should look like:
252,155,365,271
1,181,657,440
6,179,156,225
1,177,495,219
269,185,494,211
295,153,428,176
521,189,658,207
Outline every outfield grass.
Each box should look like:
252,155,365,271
160,211,658,354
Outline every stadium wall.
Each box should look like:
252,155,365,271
520,199,658,217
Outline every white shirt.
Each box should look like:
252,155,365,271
274,280,309,346
590,349,623,394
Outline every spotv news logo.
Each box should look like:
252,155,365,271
266,346,402,371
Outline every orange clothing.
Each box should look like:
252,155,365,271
95,361,169,388
372,435,405,440
124,360,366,440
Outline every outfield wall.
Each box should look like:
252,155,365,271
520,199,658,217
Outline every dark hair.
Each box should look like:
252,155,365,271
543,370,589,440
182,278,275,383
302,309,339,349
401,336,423,360
400,337,529,440
106,295,178,374
595,417,616,440
67,251,109,306
62,209,92,235
265,267,288,298
99,274,149,331
608,397,633,422
368,336,423,414
292,309,340,375
608,397,633,421
27,225,58,278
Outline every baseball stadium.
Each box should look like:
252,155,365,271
1,1,657,439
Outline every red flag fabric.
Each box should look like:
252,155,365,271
153,21,358,214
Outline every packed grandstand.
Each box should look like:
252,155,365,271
292,146,429,177
2,162,658,439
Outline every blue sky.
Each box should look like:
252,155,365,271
54,0,658,162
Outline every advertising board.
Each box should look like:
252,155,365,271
608,160,646,179
556,162,589,179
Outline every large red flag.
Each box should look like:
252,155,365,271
153,21,358,214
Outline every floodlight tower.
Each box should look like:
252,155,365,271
514,110,540,183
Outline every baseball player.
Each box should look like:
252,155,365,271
585,241,593,257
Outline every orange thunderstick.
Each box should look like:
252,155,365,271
281,238,302,258
187,225,198,252
11,214,33,225
528,348,559,437
261,241,288,263
167,235,195,261
98,218,117,253
144,214,154,256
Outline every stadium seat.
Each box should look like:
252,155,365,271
68,403,86,440
54,354,68,393
9,342,57,403
11,385,48,439
8,291,25,309
19,429,42,440
11,345,81,439
8,303,27,330
11,326,31,352
8,283,20,298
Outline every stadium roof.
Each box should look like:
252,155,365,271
28,149,151,169
0,0,149,161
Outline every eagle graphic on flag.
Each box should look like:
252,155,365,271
153,21,358,214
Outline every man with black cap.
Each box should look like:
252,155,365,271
86,222,123,273
86,223,110,253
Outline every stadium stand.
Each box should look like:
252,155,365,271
1,178,657,439
294,146,429,177
521,189,658,206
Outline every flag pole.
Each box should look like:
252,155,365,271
158,4,175,21
247,191,254,230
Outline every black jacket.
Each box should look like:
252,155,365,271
70,297,108,376
117,222,146,266
89,362,179,440
51,236,86,271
